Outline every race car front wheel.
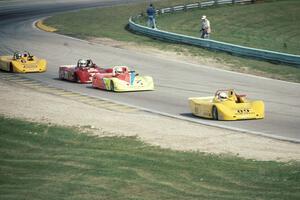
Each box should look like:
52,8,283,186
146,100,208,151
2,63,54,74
212,106,218,120
9,63,13,72
110,80,115,92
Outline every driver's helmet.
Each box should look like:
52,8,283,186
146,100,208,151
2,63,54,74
218,92,228,100
78,59,87,68
14,52,22,59
115,67,123,74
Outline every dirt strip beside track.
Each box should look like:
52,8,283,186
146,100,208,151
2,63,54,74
0,78,299,162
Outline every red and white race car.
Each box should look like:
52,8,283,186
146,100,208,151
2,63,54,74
92,66,154,92
59,59,103,83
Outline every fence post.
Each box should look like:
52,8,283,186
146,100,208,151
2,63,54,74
171,7,175,13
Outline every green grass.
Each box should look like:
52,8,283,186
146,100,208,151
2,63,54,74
45,0,300,82
154,0,300,55
45,0,197,42
1,116,300,200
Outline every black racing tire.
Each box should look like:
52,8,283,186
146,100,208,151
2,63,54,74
9,63,13,72
212,106,218,120
74,74,79,83
110,80,115,92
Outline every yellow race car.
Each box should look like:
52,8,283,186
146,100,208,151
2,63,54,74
0,51,47,73
189,89,264,120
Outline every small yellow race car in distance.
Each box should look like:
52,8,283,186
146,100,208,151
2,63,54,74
0,51,47,73
189,89,264,120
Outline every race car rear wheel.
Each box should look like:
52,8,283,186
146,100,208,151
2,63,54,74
110,80,115,92
212,106,218,120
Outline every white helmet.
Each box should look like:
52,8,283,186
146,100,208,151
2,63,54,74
115,66,123,73
218,92,228,99
78,59,87,67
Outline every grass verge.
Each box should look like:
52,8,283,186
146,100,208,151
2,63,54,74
44,0,300,82
1,116,300,199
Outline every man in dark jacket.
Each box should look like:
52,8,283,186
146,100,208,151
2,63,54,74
146,4,156,29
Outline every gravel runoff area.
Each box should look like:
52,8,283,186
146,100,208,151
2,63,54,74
0,78,299,162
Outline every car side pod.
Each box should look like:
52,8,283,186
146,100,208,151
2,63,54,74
37,59,47,72
251,100,265,119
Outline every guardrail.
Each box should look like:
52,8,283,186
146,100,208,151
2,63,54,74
128,0,300,66
160,0,253,13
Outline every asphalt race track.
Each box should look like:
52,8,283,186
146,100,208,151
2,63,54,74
1,0,300,142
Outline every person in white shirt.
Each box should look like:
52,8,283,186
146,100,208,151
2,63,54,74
200,15,211,39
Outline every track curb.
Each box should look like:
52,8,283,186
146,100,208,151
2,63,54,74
35,18,57,32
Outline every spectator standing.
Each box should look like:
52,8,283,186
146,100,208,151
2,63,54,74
147,3,157,29
200,15,211,39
